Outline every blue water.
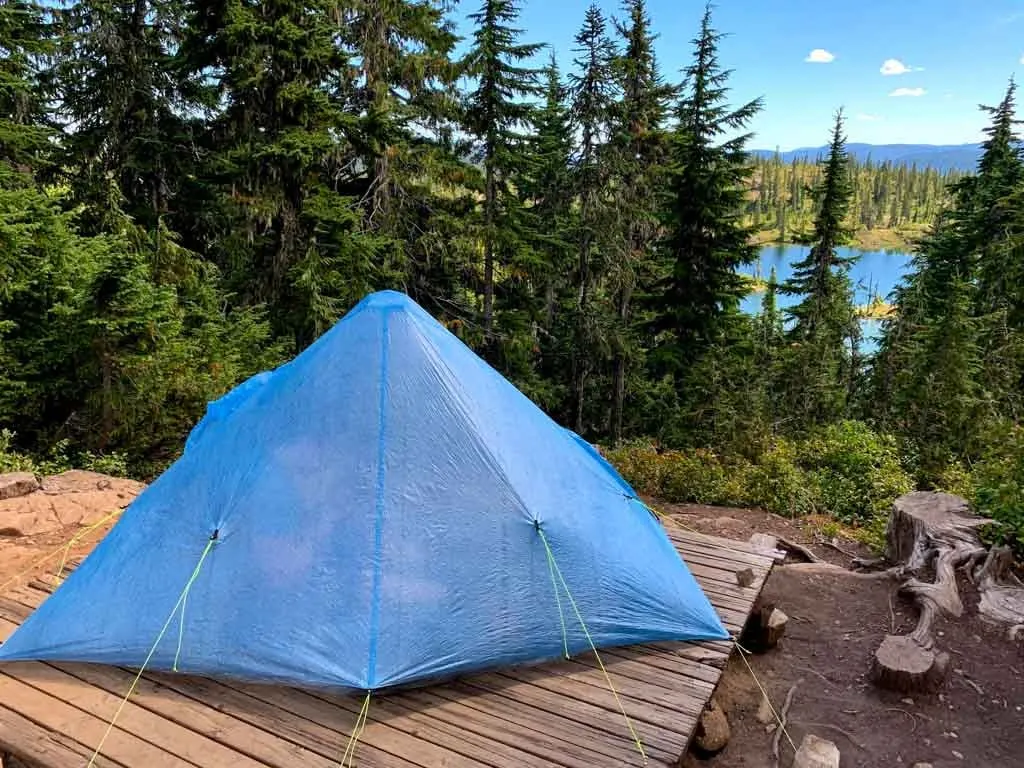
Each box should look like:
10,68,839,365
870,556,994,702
741,244,915,347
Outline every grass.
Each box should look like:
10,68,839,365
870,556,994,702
751,226,925,252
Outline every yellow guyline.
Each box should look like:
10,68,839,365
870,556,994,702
536,525,648,764
339,692,371,767
0,508,123,595
86,534,218,768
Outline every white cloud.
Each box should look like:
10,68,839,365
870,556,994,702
1019,54,1024,64
889,87,926,97
805,48,835,64
856,113,882,121
880,58,914,76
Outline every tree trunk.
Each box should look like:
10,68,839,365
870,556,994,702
611,281,633,444
483,157,495,337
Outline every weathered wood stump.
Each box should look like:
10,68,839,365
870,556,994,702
871,634,950,693
871,492,991,692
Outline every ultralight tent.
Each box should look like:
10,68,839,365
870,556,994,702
0,290,727,691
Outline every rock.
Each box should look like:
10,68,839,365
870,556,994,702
756,696,774,724
911,763,933,768
791,734,840,768
952,751,964,760
693,698,730,755
0,472,144,537
736,567,755,587
0,472,39,501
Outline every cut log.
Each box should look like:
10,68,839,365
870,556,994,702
871,634,950,693
739,601,788,652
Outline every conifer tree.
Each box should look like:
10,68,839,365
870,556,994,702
606,0,673,442
180,0,381,349
566,4,617,433
0,0,51,174
651,3,762,367
460,0,542,337
780,110,858,429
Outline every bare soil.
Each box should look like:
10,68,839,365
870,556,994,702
674,503,1024,768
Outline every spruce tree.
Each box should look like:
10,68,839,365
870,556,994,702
566,4,617,433
780,110,858,429
0,0,51,174
606,0,673,442
180,0,382,349
459,0,542,337
651,3,762,367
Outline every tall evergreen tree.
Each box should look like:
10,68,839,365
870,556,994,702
651,3,762,367
180,0,382,349
0,0,51,174
780,110,858,429
460,0,542,337
566,4,617,434
606,0,673,442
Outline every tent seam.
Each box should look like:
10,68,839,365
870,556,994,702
366,307,391,689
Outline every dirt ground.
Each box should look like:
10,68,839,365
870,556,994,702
673,502,1024,768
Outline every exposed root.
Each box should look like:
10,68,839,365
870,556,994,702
771,684,798,767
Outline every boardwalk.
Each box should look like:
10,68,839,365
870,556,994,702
0,526,774,768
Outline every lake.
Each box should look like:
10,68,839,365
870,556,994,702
741,244,915,346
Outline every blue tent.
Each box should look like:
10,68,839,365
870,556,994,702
0,290,727,690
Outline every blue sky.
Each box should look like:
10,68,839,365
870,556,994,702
452,0,1024,150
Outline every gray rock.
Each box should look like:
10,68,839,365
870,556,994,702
791,734,839,768
0,472,39,501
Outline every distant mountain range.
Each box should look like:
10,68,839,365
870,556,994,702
751,143,982,173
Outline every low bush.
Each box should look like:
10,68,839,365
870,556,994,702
741,439,817,517
0,430,130,479
970,421,1024,555
606,421,913,543
797,421,913,524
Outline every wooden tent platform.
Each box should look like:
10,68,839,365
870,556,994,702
0,526,774,768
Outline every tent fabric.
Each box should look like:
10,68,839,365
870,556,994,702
0,290,728,691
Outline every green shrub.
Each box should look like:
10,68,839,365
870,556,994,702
971,422,1024,555
797,421,913,523
741,439,817,517
660,449,749,506
604,440,665,496
0,429,37,473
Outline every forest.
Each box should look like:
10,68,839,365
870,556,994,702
2,0,1024,549
744,154,964,249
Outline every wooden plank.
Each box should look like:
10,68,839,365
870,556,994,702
602,646,720,685
457,675,688,759
0,673,188,768
495,667,697,736
0,706,123,768
143,673,420,768
230,681,489,768
563,652,715,695
52,661,331,768
353,686,632,768
669,531,776,568
430,680,680,765
0,651,261,768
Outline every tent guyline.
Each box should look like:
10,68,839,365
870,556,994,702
536,524,648,763
86,531,219,768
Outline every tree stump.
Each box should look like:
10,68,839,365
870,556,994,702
871,634,950,693
871,492,991,692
